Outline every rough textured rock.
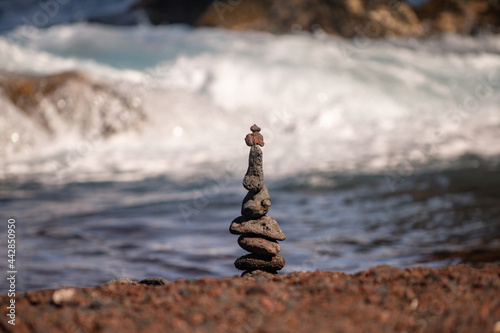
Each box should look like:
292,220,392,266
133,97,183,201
242,145,264,191
245,132,265,147
197,0,423,38
132,0,500,37
245,124,265,147
414,0,500,35
102,277,135,285
250,124,261,132
238,234,281,255
139,277,169,286
0,70,146,138
241,269,276,278
2,265,499,333
241,185,271,218
234,254,286,272
230,215,286,241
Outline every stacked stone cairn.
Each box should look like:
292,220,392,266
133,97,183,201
230,124,286,276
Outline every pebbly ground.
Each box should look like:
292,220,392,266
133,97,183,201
1,264,499,333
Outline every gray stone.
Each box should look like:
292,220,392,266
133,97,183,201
238,234,281,255
241,185,271,218
241,270,276,278
139,277,169,285
234,254,285,272
102,277,135,285
243,145,264,191
229,215,286,241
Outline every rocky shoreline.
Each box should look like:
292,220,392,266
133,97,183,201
2,264,499,332
133,0,500,38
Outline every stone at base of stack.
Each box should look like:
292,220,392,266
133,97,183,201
234,253,285,273
230,124,286,275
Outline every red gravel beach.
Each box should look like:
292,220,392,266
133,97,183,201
2,264,499,333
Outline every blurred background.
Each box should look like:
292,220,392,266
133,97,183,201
0,0,499,291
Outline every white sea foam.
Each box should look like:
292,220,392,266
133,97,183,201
1,23,500,182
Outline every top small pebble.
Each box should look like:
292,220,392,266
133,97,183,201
250,124,261,132
245,124,265,147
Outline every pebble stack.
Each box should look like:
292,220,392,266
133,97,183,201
230,124,286,275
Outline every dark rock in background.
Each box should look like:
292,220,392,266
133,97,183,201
131,0,500,37
197,0,422,37
1,0,496,37
132,0,214,25
414,0,500,34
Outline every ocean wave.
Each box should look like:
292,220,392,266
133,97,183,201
1,24,500,183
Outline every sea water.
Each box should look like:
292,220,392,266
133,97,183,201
1,23,499,291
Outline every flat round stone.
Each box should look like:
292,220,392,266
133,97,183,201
238,235,280,255
234,254,285,272
229,215,286,241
